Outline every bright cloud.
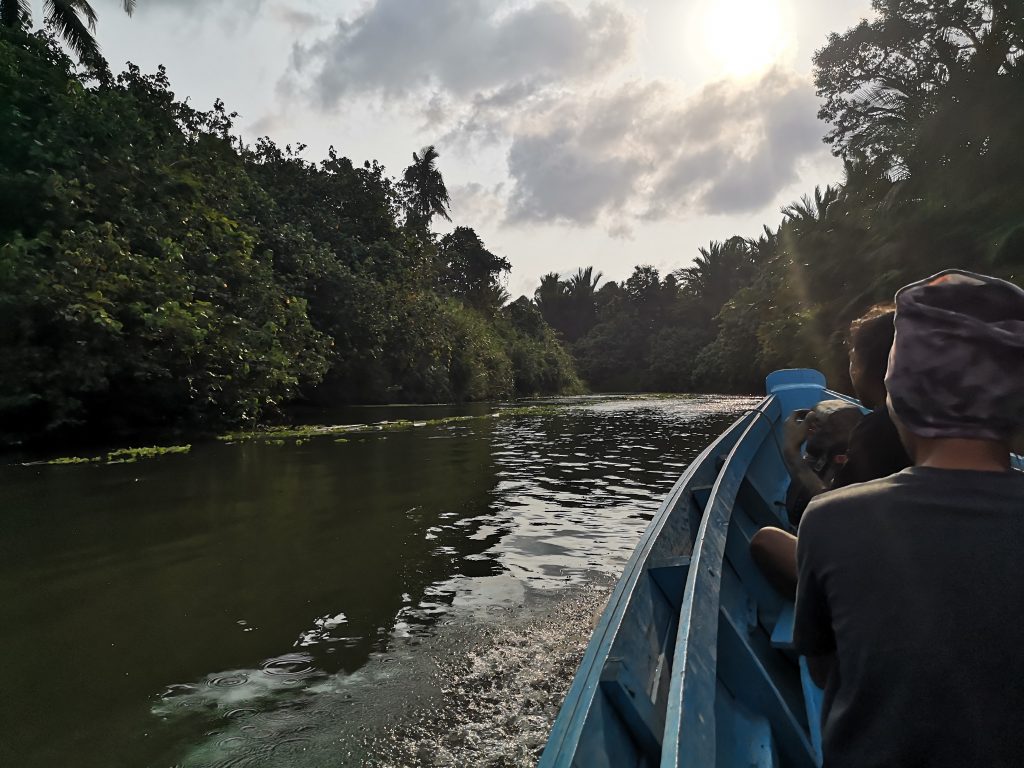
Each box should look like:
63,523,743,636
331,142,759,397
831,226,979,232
290,0,635,104
285,0,829,228
464,70,827,224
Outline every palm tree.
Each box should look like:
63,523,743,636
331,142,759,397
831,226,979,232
567,266,602,300
401,145,451,229
0,0,135,63
679,236,755,311
565,266,603,341
781,185,840,230
534,272,566,317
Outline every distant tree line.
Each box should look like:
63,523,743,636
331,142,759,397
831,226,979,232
531,0,1023,394
0,29,579,447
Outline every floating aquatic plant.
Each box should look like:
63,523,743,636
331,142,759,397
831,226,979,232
44,444,192,466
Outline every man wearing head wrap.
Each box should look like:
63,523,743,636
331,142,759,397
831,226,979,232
794,270,1024,768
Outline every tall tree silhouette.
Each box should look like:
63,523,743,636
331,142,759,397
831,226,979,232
678,236,755,313
0,0,135,63
567,266,602,298
565,266,603,341
401,145,451,229
534,273,565,316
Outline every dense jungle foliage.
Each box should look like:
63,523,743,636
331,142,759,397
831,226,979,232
0,30,579,447
536,0,1024,394
2,1,1022,448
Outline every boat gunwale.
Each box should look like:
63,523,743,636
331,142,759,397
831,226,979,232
662,389,819,768
538,403,765,765
660,393,782,766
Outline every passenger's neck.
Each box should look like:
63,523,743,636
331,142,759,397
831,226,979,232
914,438,1011,472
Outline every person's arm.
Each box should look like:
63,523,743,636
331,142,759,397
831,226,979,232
793,506,836,688
782,411,827,501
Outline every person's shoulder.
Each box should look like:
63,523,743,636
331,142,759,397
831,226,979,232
816,470,905,507
799,472,906,534
850,406,897,441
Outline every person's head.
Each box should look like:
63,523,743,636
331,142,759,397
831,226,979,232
885,270,1024,469
847,303,896,409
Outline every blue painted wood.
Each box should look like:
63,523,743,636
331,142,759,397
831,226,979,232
770,605,796,651
539,409,757,767
799,659,825,766
661,376,824,768
649,556,693,609
544,365,1021,767
714,681,779,768
661,401,777,767
765,368,826,394
542,369,838,767
600,658,665,757
717,563,817,768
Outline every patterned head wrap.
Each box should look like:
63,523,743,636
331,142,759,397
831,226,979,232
885,270,1024,440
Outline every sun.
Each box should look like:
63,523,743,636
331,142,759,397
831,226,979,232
701,0,790,79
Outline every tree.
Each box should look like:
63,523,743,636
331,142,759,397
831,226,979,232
677,237,755,314
563,266,603,341
401,145,451,229
814,0,1023,171
437,227,511,311
0,36,580,446
1,0,135,64
534,272,568,333
780,185,840,232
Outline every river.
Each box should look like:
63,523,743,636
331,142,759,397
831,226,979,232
0,395,757,767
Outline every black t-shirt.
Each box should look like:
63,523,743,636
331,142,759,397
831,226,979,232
831,407,911,488
795,467,1024,768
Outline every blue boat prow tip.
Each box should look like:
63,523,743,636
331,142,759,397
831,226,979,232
765,369,826,394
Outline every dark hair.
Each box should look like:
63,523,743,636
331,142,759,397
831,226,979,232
849,303,896,386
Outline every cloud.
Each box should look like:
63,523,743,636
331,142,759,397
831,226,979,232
277,1,827,228
290,0,635,107
136,0,266,34
446,181,507,227
273,5,321,33
499,68,829,224
247,111,291,138
648,71,826,215
506,129,648,224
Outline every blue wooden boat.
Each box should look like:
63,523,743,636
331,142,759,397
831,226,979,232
542,368,936,767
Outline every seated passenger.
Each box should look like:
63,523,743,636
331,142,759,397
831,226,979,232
784,304,911,522
782,399,864,523
795,270,1024,768
751,305,910,596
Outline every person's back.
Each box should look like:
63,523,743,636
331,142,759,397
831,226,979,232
796,467,1024,767
795,269,1024,767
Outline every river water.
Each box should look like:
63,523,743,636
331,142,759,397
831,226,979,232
0,395,756,768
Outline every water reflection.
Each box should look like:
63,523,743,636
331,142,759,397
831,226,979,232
0,396,755,768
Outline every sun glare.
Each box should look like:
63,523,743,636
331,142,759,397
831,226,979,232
701,0,789,79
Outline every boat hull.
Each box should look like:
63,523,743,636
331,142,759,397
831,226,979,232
540,369,831,768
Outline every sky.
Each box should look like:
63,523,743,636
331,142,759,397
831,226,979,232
48,0,873,297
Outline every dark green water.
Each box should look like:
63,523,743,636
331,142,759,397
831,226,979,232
0,395,756,767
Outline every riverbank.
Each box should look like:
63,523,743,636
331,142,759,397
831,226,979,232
16,394,716,466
